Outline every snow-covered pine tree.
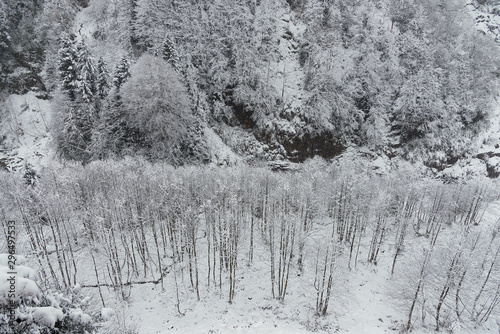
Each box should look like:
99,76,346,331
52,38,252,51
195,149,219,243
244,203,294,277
160,36,181,72
58,34,78,101
55,38,101,162
129,0,140,49
96,57,110,100
112,56,131,90
94,56,133,158
56,101,94,162
76,41,97,103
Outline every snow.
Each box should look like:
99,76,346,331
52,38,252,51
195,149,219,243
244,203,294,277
268,6,308,115
31,306,64,328
101,307,115,321
439,158,488,180
0,265,37,281
0,273,41,305
0,255,41,305
1,3,500,334
44,292,71,309
0,254,26,266
93,186,499,334
205,127,242,166
476,95,500,155
466,3,500,42
371,156,390,175
69,308,93,325
0,92,53,173
489,156,500,173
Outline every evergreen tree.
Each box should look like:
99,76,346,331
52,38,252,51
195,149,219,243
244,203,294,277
96,57,110,99
160,36,181,72
58,33,78,101
129,0,140,48
113,56,131,90
76,41,97,103
53,92,95,163
97,56,133,158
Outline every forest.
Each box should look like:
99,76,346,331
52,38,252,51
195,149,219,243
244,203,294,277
1,0,499,166
1,159,500,332
1,0,500,333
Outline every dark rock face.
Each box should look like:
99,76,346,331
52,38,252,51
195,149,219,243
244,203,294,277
281,132,345,163
227,94,345,162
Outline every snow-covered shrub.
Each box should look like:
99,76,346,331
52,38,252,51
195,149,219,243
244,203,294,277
31,306,65,328
0,256,97,334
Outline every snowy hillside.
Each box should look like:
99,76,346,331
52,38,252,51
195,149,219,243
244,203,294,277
438,2,500,180
0,92,53,174
2,0,500,333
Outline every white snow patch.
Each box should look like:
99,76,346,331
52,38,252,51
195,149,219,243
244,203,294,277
0,265,37,281
73,3,97,42
371,156,390,175
101,307,115,321
0,92,53,172
268,7,309,114
466,3,500,42
69,308,93,325
205,127,243,166
31,306,64,328
439,158,488,180
0,272,41,305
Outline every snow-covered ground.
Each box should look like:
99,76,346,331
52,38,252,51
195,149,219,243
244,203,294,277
87,198,500,334
435,4,500,180
466,2,500,43
269,9,308,114
0,92,53,174
2,2,500,333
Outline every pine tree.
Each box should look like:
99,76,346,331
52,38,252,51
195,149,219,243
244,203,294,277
96,57,110,100
76,41,97,103
58,34,78,101
129,0,140,48
113,56,131,90
160,36,181,72
98,56,132,157
56,99,95,163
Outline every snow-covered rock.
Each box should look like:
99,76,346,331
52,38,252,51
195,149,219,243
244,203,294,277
372,156,390,175
486,156,500,177
0,92,53,173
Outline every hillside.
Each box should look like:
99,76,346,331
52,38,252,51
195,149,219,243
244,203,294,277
2,0,500,170
1,1,500,334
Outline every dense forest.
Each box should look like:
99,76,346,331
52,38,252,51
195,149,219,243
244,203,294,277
1,0,500,333
1,0,500,167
